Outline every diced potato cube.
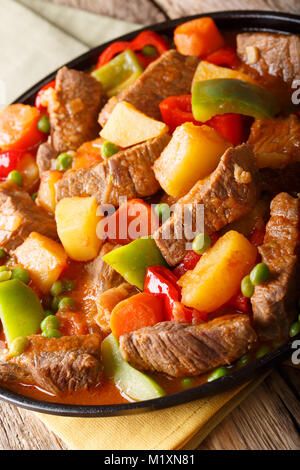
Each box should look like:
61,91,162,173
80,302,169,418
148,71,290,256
153,123,231,198
100,101,168,148
178,230,257,312
36,170,63,214
55,196,102,261
192,61,259,91
17,153,39,192
14,232,68,293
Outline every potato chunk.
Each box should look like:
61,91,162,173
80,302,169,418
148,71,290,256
192,61,258,91
153,123,231,198
14,232,68,293
178,230,257,312
100,101,168,148
37,170,63,214
55,196,102,261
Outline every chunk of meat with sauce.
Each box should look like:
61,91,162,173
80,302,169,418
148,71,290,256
85,242,124,293
56,133,171,206
0,182,57,254
99,50,198,127
248,115,300,169
251,193,300,340
153,144,259,266
237,32,300,104
0,334,102,395
36,140,57,177
47,66,103,153
119,315,257,377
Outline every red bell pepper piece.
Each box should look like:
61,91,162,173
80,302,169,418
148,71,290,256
205,46,239,68
35,80,56,112
227,292,250,314
0,150,24,180
97,30,169,68
159,95,245,144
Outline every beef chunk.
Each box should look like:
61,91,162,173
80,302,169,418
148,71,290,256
248,115,300,168
47,66,103,153
56,133,171,205
154,144,259,266
251,193,300,340
36,140,57,177
0,334,102,394
0,182,57,254
237,32,300,84
85,242,124,293
119,315,257,377
99,50,198,126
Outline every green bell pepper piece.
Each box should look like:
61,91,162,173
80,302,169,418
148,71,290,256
102,334,165,401
102,237,167,290
91,49,143,97
0,279,44,345
192,78,281,122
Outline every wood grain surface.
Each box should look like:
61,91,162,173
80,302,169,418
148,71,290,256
1,0,299,451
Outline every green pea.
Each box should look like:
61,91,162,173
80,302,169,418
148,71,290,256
289,321,300,338
56,152,73,171
101,141,120,158
181,377,194,389
192,233,211,255
51,296,61,312
0,270,11,282
37,115,50,133
11,266,30,284
58,297,76,311
0,249,6,259
8,170,22,187
42,329,62,339
154,203,170,223
50,280,63,297
237,354,250,368
142,45,157,57
250,263,270,286
41,314,60,332
31,192,38,201
63,279,74,292
9,337,29,357
241,275,254,298
207,366,228,382
256,345,271,359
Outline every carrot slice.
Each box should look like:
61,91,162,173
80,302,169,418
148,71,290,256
110,292,164,338
174,17,225,57
0,104,43,151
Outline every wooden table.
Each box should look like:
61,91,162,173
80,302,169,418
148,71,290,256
1,0,299,451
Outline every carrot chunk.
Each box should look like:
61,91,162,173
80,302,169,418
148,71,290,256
0,104,43,151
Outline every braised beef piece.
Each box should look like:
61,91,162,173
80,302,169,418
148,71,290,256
36,140,57,177
119,315,257,377
251,193,300,340
154,144,259,266
0,182,57,254
248,115,300,168
260,163,300,196
99,50,198,126
56,133,171,205
85,242,124,293
236,32,300,104
47,66,103,153
0,334,102,394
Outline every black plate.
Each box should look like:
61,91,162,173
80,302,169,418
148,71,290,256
1,10,300,417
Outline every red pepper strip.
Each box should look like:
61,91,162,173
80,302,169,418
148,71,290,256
0,150,24,180
205,46,239,68
159,95,245,144
97,30,169,68
35,80,56,112
227,292,250,314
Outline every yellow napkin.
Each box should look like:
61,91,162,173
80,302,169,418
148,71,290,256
36,374,268,450
1,0,268,450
